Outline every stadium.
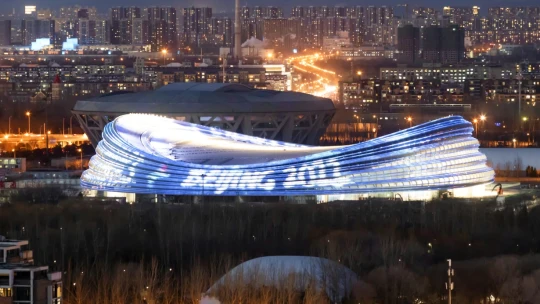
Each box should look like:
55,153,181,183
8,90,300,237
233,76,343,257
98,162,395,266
72,83,336,147
81,114,495,201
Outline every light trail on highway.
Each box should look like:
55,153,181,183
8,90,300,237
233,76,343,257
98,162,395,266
288,53,339,100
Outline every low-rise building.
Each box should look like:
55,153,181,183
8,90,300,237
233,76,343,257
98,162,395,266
380,64,516,83
336,46,395,60
0,236,62,304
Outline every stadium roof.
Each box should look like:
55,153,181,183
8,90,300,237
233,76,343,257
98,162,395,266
73,83,335,114
81,114,495,196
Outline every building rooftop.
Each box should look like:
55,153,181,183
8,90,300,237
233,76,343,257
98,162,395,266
73,83,336,114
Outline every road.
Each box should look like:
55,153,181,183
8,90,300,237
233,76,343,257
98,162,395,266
1,133,90,150
287,53,339,100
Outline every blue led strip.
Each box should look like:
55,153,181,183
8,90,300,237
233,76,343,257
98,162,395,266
81,114,495,196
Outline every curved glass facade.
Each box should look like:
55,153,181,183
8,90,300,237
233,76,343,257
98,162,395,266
81,114,494,196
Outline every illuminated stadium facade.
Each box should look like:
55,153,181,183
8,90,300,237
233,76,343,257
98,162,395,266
81,114,495,198
73,83,336,147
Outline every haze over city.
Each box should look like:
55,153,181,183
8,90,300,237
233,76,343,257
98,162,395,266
1,0,539,13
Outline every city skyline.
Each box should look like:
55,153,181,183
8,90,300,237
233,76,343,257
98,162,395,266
1,0,540,14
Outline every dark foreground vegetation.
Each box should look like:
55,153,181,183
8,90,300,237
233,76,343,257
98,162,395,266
2,195,540,303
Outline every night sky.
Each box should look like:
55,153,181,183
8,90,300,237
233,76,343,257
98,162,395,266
2,0,537,14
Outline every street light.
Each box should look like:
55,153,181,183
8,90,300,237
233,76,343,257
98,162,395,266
406,116,412,128
26,111,31,133
8,116,12,135
473,118,478,137
478,115,486,141
78,148,83,170
161,49,167,66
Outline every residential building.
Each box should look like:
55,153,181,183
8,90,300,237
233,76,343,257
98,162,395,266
110,7,142,45
148,7,177,51
181,7,212,47
0,236,62,304
380,64,516,83
0,21,11,45
397,25,420,64
21,19,55,45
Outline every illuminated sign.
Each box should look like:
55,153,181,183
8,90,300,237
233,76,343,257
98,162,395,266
81,114,494,196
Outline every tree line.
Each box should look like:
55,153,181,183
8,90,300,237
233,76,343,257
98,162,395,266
2,194,540,303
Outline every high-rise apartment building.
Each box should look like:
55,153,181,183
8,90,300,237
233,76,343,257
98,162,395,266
132,18,149,45
22,19,55,45
59,6,97,20
241,18,264,41
209,17,233,46
397,24,420,64
182,7,212,46
77,19,97,44
37,9,52,20
94,20,110,44
441,25,465,64
148,7,177,51
291,6,305,18
422,26,441,63
421,25,465,64
263,7,283,19
110,7,141,45
241,6,283,20
0,21,11,45
263,18,301,49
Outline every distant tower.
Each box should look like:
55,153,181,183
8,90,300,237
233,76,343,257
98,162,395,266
234,0,242,59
